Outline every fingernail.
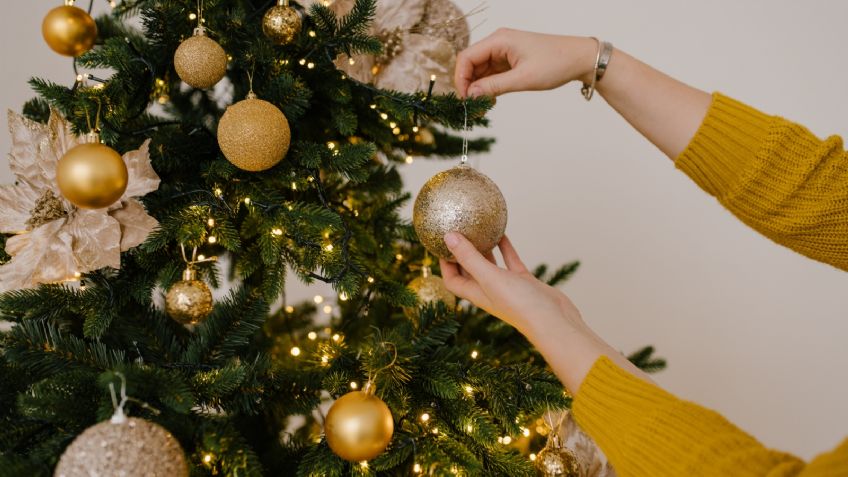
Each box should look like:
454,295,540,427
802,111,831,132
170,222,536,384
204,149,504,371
467,86,482,98
444,232,460,248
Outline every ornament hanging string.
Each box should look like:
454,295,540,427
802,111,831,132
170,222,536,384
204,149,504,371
365,341,398,395
179,244,218,268
107,372,160,424
461,99,469,164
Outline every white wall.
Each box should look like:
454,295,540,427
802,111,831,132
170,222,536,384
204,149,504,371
3,0,847,460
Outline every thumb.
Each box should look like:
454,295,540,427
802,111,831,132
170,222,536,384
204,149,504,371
444,232,498,281
467,69,522,97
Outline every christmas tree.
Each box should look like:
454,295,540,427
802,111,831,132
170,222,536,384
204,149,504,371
0,1,664,475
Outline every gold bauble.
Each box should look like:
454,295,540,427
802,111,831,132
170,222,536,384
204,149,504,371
324,386,394,462
217,96,291,171
54,417,189,477
262,1,302,45
414,127,436,147
535,444,580,477
404,269,456,319
57,141,128,209
413,165,507,261
174,28,227,89
165,268,213,325
42,5,97,57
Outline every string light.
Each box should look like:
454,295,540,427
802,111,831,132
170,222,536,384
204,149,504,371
359,461,369,469
413,463,422,473
324,243,334,251
432,427,439,435
307,331,318,340
189,12,197,20
285,305,295,313
465,424,473,433
380,113,389,120
339,292,349,301
321,355,329,364
502,436,512,445
470,350,479,359
369,104,377,109
367,276,375,283
430,74,437,82
314,295,324,304
291,181,298,190
412,126,420,133
529,453,537,462
323,305,332,314
207,235,217,244
207,218,215,227
522,427,530,437
395,253,404,261
73,271,82,279
109,0,116,8
392,127,401,135
290,347,301,357
389,122,397,129
307,62,315,69
420,413,430,422
332,333,341,342
350,381,358,390
214,187,223,197
464,385,473,395
271,228,283,236
203,454,213,463
349,58,356,65
405,156,414,164
299,59,306,65
197,254,206,261
243,197,251,205
308,30,316,38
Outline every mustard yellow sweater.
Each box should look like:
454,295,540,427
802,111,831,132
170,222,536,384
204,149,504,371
572,93,848,476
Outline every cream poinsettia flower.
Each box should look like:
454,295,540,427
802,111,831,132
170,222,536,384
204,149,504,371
0,110,160,292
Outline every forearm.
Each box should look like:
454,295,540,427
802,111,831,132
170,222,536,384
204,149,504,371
593,47,712,159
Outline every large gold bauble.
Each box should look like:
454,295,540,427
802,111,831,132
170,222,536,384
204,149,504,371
165,274,213,325
42,5,98,57
324,388,394,462
535,445,581,477
174,30,227,89
54,417,189,477
404,270,456,319
413,165,507,261
217,96,291,171
262,2,302,45
57,142,128,209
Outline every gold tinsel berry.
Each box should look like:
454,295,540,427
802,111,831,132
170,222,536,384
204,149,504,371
57,139,128,210
42,4,97,57
404,268,456,319
413,165,507,261
324,384,394,462
174,28,227,89
217,94,291,171
165,267,213,325
262,0,302,45
54,417,189,477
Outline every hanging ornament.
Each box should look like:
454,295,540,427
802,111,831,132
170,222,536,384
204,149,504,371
42,1,98,57
404,262,455,319
217,86,291,171
324,380,395,462
262,0,302,45
413,164,507,261
54,374,189,477
165,246,215,325
57,131,128,210
536,433,581,477
414,126,435,146
174,2,227,89
0,110,159,293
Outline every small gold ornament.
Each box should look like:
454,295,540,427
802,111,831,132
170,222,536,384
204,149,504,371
174,27,227,89
42,2,98,57
536,433,581,477
56,132,128,209
324,381,394,462
404,264,455,319
165,265,213,325
414,126,436,146
217,93,291,171
413,165,507,261
262,0,302,45
54,417,188,477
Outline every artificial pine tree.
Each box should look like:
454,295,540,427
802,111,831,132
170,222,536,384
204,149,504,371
0,1,665,475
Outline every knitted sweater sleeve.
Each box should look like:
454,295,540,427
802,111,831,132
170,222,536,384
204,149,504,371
676,93,848,271
572,357,848,476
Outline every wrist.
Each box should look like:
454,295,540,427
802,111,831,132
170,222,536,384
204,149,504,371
574,36,600,85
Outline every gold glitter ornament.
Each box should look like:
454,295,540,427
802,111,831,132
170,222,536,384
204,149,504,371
325,382,394,462
413,165,507,261
42,3,98,57
54,417,188,477
174,27,227,89
404,265,455,319
217,93,291,171
262,0,302,45
165,266,213,325
536,434,581,477
56,132,128,210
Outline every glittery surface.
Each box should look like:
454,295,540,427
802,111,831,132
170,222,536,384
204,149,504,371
413,165,507,261
418,0,471,51
217,98,291,171
262,5,302,45
54,417,188,477
173,34,227,89
325,390,394,462
165,279,213,324
536,445,581,477
42,5,97,57
404,274,456,319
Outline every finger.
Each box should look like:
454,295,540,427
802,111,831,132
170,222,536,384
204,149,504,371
454,31,509,97
498,236,529,273
467,68,524,97
483,250,498,267
440,258,489,305
444,232,500,281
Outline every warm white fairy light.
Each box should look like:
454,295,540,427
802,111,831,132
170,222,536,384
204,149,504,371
207,218,215,227
314,295,324,304
432,427,439,435
307,62,315,69
395,253,404,261
308,30,316,38
380,113,389,120
207,236,217,244
464,385,473,395
323,305,332,314
466,424,473,433
271,228,283,236
522,427,530,437
339,292,349,301
367,276,375,283
430,74,437,82
321,355,329,364
420,412,430,422
203,453,213,463
470,350,479,359
73,271,82,279
502,436,512,445
389,122,397,129
405,156,414,164
299,59,306,65
412,126,420,133
332,333,341,342
413,463,422,473
243,197,251,204
290,346,301,357
350,381,358,390
324,243,334,251
359,461,369,469
285,305,294,313
307,331,318,340
189,12,197,20
349,58,356,65
529,453,537,461
369,104,377,109
214,187,223,197
197,254,206,261
291,181,298,190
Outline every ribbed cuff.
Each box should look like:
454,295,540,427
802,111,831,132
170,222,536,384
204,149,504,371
675,93,774,199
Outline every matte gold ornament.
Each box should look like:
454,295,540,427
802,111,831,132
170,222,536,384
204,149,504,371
42,3,98,57
404,265,455,319
413,165,507,261
57,133,129,209
324,382,394,462
174,27,227,89
262,0,302,45
217,94,291,171
54,417,188,477
165,266,213,325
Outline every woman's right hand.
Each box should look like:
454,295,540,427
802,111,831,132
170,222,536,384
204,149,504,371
455,29,599,98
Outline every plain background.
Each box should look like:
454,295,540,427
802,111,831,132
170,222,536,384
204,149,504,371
3,0,848,460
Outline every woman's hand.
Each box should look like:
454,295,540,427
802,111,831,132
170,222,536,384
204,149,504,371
440,232,653,392
455,29,598,98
